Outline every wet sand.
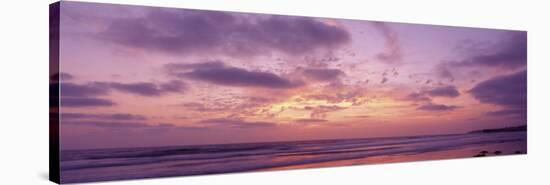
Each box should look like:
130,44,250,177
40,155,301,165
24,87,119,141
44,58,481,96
265,141,526,171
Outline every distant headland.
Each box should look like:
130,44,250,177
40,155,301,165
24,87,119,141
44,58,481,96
469,125,527,134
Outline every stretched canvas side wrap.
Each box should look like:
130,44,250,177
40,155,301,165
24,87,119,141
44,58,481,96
49,1,527,184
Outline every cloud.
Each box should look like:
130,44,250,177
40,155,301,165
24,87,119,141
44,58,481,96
404,86,460,103
53,82,115,107
58,80,185,98
469,70,526,118
404,92,431,102
167,62,303,89
304,89,367,106
425,85,460,98
304,105,347,118
485,109,525,118
434,63,454,81
62,121,150,128
61,113,147,121
197,118,276,129
301,68,344,82
454,32,527,69
469,70,526,107
380,77,388,84
61,119,206,130
62,121,192,130
58,82,110,97
99,9,350,57
294,118,328,123
404,86,461,111
55,80,184,108
372,22,402,63
417,103,460,111
108,80,186,96
179,102,227,112
60,97,116,107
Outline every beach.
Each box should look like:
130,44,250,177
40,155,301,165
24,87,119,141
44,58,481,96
60,131,526,183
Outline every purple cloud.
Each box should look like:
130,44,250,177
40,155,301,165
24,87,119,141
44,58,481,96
469,70,526,107
62,121,150,128
58,80,185,98
404,92,431,102
168,62,302,89
60,97,116,107
301,68,344,82
108,81,186,96
61,113,147,121
304,105,347,118
58,82,109,97
434,63,454,81
99,9,350,57
373,22,402,63
455,32,526,69
198,118,276,129
469,70,526,118
294,118,328,123
417,103,460,111
404,86,459,104
425,85,460,98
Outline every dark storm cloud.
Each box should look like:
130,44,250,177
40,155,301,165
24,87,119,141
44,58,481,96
301,68,344,82
167,62,302,89
61,113,147,121
455,32,527,69
198,118,276,129
425,85,460,98
417,103,460,111
60,97,116,107
469,70,526,118
99,9,350,57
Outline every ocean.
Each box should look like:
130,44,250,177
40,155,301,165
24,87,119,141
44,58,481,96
60,131,526,183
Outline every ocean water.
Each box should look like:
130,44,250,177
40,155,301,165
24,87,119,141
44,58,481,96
60,131,526,183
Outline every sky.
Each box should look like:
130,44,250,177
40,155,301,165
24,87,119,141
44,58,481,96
54,1,527,150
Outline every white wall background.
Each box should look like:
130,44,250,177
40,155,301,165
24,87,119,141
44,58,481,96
0,0,548,184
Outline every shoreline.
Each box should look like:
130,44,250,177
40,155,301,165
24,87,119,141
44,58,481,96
263,141,526,171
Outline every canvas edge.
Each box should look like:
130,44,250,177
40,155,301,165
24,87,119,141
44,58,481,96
49,1,61,184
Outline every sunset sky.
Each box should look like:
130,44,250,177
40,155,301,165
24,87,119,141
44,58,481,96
56,2,527,150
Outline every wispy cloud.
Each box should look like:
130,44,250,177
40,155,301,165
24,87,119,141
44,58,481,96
372,22,402,63
197,118,277,129
417,102,460,111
